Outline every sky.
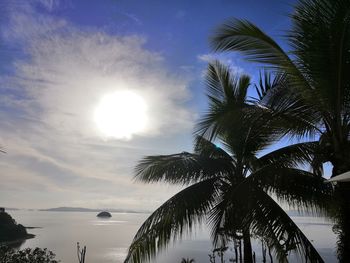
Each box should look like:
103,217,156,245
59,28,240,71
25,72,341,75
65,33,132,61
0,0,296,210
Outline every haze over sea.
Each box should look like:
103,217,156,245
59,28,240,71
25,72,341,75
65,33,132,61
8,210,337,263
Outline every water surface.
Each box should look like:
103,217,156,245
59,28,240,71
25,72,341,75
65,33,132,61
7,210,337,262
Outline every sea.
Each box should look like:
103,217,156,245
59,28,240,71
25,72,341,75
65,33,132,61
4,210,337,263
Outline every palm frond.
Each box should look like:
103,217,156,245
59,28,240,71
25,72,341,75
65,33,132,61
256,140,327,176
257,141,320,169
254,71,284,101
194,135,232,161
209,181,324,262
205,60,250,103
195,101,247,141
196,61,252,140
251,68,324,140
211,19,289,66
198,63,288,154
218,108,283,159
256,84,323,139
124,178,220,263
290,0,350,120
209,17,335,140
205,60,234,102
249,166,333,214
135,152,234,185
247,188,325,262
210,18,309,89
236,74,250,103
253,71,286,101
207,180,245,248
207,194,230,247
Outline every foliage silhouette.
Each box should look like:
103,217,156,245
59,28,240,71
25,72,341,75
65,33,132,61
0,247,59,263
124,61,332,263
0,212,34,242
210,0,350,261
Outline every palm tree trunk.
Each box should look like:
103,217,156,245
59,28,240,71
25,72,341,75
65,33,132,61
330,150,350,176
334,182,350,263
239,239,243,263
234,241,238,263
330,150,350,262
243,229,253,263
261,240,266,263
268,246,273,263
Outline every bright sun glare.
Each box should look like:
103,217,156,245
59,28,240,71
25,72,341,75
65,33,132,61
94,90,148,139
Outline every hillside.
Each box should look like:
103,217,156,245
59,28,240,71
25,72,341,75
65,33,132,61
0,210,34,242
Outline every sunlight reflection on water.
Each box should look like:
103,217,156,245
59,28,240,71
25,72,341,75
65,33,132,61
104,247,128,261
92,220,127,226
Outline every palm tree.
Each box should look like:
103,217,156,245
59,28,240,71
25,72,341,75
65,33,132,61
210,0,350,260
124,62,332,263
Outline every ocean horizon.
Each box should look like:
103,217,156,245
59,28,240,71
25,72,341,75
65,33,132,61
4,210,338,263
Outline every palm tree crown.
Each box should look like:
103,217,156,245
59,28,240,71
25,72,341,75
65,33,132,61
210,0,350,261
124,61,332,263
210,0,350,176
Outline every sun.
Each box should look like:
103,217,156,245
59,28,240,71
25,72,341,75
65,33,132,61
94,90,148,139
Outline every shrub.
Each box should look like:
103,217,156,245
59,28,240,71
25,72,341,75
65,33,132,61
0,247,59,263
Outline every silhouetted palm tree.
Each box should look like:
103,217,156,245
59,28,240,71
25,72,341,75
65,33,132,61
210,0,350,261
124,62,332,263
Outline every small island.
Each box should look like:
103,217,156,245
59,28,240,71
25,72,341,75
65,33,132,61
96,211,112,218
0,208,35,242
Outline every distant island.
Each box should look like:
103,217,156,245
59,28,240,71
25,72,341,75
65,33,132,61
97,211,112,218
40,206,150,214
0,208,35,242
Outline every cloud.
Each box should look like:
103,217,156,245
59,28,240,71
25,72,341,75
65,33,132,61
37,0,62,12
0,115,184,209
197,53,245,75
0,1,193,209
3,6,194,140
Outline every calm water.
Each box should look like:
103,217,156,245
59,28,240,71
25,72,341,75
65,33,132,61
6,210,337,263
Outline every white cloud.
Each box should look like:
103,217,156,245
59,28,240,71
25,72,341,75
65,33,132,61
0,115,184,210
5,11,194,139
197,53,216,62
0,2,193,209
197,53,245,75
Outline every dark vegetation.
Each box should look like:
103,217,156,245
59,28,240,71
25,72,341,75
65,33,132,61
0,247,59,263
0,243,88,263
210,0,350,260
124,61,331,263
0,211,34,242
125,0,350,262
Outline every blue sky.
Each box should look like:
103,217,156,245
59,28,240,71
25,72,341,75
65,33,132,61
0,0,298,209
